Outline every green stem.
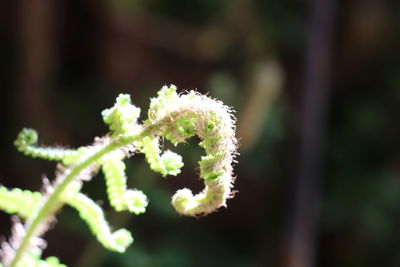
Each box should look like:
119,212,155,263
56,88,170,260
8,125,159,267
9,141,118,267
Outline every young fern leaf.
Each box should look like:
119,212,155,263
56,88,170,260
146,86,237,216
100,151,148,214
137,136,184,177
65,192,133,253
0,85,237,267
101,94,141,137
14,129,77,162
0,187,42,219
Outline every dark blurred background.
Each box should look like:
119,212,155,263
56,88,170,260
1,0,400,266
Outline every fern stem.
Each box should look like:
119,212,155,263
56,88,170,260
8,115,165,267
9,140,129,267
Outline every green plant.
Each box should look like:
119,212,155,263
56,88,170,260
0,85,237,267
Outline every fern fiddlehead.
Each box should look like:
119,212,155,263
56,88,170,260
0,85,237,267
146,86,237,215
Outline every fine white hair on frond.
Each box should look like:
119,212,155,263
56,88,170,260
146,86,238,216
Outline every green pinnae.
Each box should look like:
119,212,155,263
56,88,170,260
0,85,237,267
102,93,141,137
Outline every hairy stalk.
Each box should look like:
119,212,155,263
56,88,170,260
8,130,154,267
9,143,114,267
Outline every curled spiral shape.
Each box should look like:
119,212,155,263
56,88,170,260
145,85,238,216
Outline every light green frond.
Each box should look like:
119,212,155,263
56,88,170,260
66,193,133,253
102,94,141,137
122,189,148,214
101,151,148,214
0,186,42,219
14,128,77,162
148,85,179,122
101,152,128,211
138,136,183,177
61,147,89,165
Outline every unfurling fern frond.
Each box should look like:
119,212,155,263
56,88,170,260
0,85,238,267
146,86,237,216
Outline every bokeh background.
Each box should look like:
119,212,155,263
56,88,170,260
1,0,400,266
